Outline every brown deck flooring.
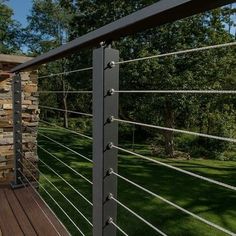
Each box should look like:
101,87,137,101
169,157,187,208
0,186,70,236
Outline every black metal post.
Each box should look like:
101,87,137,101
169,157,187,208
93,44,119,236
11,73,23,188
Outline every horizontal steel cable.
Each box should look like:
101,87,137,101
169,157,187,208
112,145,236,191
21,158,93,227
38,67,93,79
110,195,167,236
38,145,92,184
114,90,236,94
115,41,236,65
40,120,93,140
18,177,63,236
38,91,92,94
110,170,235,236
108,218,129,236
18,169,85,235
39,90,236,95
23,124,93,163
18,147,91,186
37,131,93,163
112,118,236,143
37,157,93,205
39,105,93,117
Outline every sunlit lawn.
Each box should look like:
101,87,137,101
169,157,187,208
38,127,236,236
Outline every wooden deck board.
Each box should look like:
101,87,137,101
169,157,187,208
0,186,70,236
29,188,70,235
4,188,37,236
0,190,23,236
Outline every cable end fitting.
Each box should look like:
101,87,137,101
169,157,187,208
107,88,115,96
107,142,114,150
107,116,114,123
108,193,113,200
107,168,114,175
107,217,113,224
108,61,115,68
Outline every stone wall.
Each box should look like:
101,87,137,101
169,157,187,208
0,71,14,184
21,71,39,182
0,54,38,186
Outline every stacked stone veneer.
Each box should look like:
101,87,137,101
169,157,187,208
0,55,39,185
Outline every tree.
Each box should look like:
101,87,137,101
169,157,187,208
68,1,236,158
25,0,236,159
25,0,76,128
0,0,22,54
118,8,236,158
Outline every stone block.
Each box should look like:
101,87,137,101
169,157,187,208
0,120,12,127
22,100,32,105
0,138,13,145
0,100,12,105
3,104,12,110
23,84,37,93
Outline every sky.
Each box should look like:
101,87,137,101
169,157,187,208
4,1,236,44
6,0,32,52
6,1,236,29
6,0,32,27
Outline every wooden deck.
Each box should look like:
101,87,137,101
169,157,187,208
0,186,70,236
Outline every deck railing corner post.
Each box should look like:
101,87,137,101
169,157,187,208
11,72,24,189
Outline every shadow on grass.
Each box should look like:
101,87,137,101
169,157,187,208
38,127,236,236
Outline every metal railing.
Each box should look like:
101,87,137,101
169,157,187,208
10,0,235,235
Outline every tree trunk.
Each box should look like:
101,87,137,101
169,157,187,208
63,96,68,128
62,80,68,128
163,99,175,158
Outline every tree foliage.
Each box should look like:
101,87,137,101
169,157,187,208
26,0,236,159
0,0,22,53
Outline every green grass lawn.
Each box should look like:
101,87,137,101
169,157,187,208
37,126,236,236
